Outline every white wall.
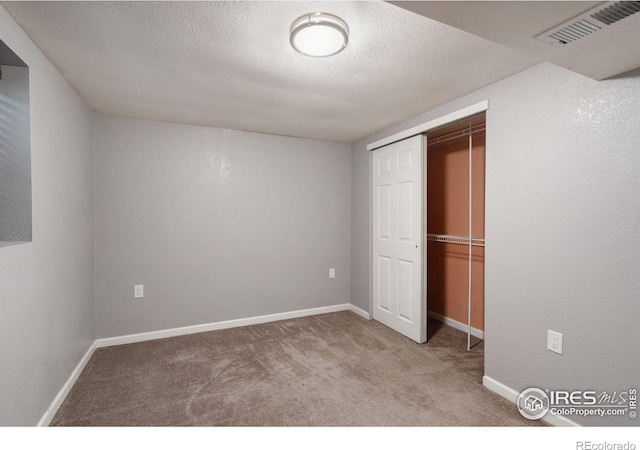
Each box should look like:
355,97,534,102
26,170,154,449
0,6,95,425
351,63,640,426
94,114,351,338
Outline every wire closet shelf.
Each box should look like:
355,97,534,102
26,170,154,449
426,233,485,247
427,122,486,148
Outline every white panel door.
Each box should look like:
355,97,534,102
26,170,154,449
372,135,426,343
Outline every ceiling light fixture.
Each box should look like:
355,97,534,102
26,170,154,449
290,12,349,57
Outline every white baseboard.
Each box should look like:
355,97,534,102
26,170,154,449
349,304,371,320
96,303,351,348
483,375,581,427
482,375,519,403
428,310,484,339
37,341,97,427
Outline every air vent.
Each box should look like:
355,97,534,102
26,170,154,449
592,1,640,24
547,19,601,44
536,1,640,45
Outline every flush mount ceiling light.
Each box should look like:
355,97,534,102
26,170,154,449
290,12,349,57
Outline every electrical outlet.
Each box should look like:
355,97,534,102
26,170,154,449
134,285,144,298
547,330,563,355
329,268,335,279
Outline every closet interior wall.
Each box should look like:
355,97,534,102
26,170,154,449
426,114,486,335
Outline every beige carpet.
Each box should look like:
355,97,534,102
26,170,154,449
51,311,544,426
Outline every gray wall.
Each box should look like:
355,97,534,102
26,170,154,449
0,64,31,243
0,6,95,425
95,114,351,338
351,63,640,426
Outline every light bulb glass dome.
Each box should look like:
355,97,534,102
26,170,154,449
290,13,349,57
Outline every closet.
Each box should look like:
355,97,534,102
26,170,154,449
425,113,486,349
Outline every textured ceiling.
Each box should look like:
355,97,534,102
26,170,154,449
2,1,541,142
392,1,640,81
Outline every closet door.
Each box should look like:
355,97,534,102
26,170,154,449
372,135,426,343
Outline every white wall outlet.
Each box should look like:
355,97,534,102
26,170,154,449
134,285,144,298
547,330,563,355
329,268,335,279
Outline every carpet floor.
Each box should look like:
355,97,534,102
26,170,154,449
51,311,544,426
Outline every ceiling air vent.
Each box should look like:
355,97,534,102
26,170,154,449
536,1,640,45
592,1,640,24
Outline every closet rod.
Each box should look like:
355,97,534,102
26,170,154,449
427,123,485,148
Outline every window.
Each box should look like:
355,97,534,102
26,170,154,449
0,38,31,245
